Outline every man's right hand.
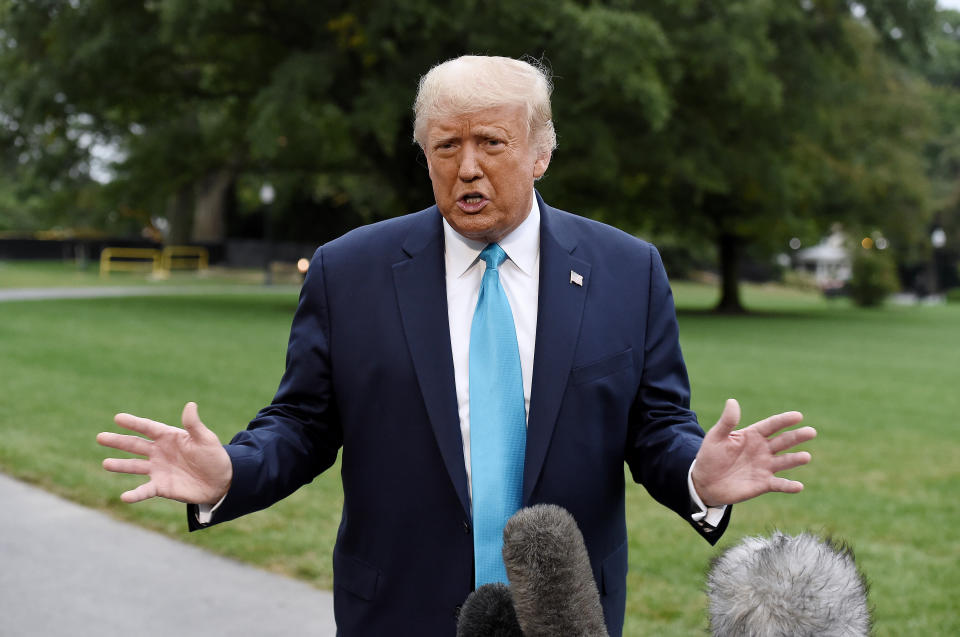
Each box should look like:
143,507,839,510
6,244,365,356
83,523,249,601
97,402,233,505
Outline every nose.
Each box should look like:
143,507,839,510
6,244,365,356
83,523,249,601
458,144,482,182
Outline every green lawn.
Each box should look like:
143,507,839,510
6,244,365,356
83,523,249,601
0,278,956,635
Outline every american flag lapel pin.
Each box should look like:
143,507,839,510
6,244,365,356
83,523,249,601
570,270,583,286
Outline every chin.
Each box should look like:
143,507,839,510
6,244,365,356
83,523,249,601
447,215,500,242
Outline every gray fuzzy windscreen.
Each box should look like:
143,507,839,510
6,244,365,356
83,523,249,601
502,504,609,637
706,531,872,637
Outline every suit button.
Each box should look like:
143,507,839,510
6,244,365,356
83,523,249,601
463,520,471,534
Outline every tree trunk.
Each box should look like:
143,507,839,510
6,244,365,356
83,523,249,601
166,184,194,245
191,169,233,242
716,232,746,313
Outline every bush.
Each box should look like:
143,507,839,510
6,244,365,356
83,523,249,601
781,269,822,293
849,249,899,307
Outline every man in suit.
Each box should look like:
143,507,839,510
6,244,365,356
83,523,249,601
98,56,816,636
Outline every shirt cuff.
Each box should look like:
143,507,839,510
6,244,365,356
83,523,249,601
195,492,228,525
687,460,727,529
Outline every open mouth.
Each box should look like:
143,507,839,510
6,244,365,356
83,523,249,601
457,192,488,212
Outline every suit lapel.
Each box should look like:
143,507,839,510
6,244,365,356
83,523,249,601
524,196,590,504
392,209,472,519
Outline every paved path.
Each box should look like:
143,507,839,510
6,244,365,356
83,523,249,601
0,473,337,636
0,285,297,302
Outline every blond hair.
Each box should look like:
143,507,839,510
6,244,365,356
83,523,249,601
413,55,557,155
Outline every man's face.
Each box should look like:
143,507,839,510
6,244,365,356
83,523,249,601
424,104,551,244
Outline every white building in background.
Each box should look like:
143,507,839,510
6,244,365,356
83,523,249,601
795,232,851,289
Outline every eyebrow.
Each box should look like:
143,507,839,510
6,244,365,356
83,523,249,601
430,126,510,144
431,135,459,147
473,125,510,138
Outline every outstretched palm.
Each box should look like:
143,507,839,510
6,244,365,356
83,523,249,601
97,402,232,505
692,399,817,507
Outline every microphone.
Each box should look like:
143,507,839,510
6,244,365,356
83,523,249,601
456,504,608,636
706,531,871,637
456,582,523,637
501,504,609,637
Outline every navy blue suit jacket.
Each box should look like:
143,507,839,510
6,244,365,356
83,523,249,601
191,194,730,635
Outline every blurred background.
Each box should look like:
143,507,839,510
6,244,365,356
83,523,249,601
0,0,958,307
1,2,958,636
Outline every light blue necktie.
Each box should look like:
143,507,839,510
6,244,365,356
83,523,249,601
470,243,526,587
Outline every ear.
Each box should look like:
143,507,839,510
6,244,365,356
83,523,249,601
533,149,551,179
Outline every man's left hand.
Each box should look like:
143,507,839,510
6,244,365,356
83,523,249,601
691,399,817,507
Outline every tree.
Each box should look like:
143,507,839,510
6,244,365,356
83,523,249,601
912,8,960,290
0,0,942,311
581,0,935,312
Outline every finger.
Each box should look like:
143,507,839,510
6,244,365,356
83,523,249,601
114,413,169,439
770,451,812,474
96,432,152,456
768,476,804,494
181,402,211,440
751,411,804,438
120,481,158,503
768,426,817,454
102,458,151,475
708,398,741,439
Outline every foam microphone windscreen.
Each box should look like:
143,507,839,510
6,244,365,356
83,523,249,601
706,531,871,637
456,583,524,637
501,504,609,637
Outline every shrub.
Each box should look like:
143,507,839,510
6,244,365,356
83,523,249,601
782,269,822,293
849,249,899,307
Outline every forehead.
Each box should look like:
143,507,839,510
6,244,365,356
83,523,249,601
425,103,528,139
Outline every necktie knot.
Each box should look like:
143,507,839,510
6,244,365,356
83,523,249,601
480,243,507,271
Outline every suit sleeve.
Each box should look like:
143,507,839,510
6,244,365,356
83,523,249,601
189,246,343,530
624,246,730,544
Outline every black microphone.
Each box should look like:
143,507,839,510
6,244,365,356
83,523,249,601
501,504,609,637
456,582,524,637
706,531,872,637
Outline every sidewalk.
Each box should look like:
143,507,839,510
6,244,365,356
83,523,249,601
0,285,297,302
0,473,337,636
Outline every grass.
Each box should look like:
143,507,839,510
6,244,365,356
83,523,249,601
0,291,344,587
625,284,960,635
1,271,957,635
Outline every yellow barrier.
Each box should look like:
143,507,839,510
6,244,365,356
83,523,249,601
99,247,161,278
161,245,209,272
99,245,209,277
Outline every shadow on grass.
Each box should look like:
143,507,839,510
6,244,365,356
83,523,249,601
677,307,834,321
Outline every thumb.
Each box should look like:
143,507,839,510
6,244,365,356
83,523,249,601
181,401,209,438
710,398,741,439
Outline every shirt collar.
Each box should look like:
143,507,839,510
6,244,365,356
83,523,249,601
443,192,540,278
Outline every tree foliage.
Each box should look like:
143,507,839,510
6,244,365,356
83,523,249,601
913,8,960,289
849,245,900,306
0,0,950,308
